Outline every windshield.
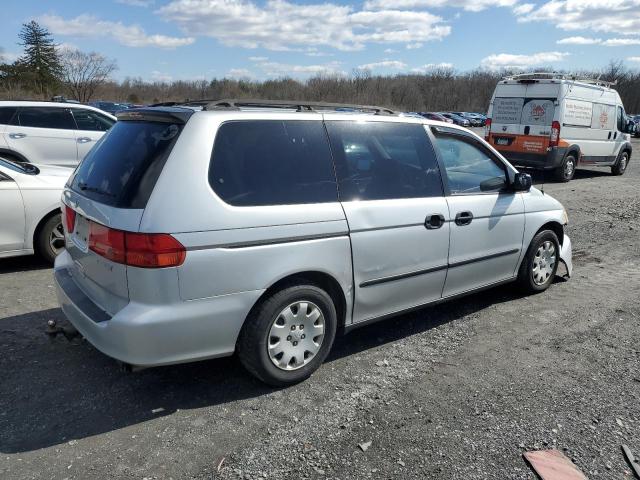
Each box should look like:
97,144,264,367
0,157,39,175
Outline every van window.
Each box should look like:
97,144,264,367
432,131,507,195
16,107,76,130
591,103,615,130
493,97,555,125
70,121,182,208
209,120,338,206
617,106,625,132
325,121,443,201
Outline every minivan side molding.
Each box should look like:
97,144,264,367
359,248,520,288
187,231,349,250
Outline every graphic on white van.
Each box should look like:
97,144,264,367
492,98,524,124
492,97,555,126
522,99,555,125
591,103,615,130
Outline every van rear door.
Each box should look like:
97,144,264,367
62,109,190,316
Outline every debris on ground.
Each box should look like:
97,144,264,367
622,445,640,479
523,449,587,480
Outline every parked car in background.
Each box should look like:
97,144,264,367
0,101,116,167
631,114,640,137
0,157,72,263
438,112,471,127
462,112,487,126
485,73,634,182
452,112,483,127
88,101,129,115
419,112,453,123
55,100,572,387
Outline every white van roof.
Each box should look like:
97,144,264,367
499,73,617,91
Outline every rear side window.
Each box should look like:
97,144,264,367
72,108,115,131
17,107,75,130
0,107,17,125
325,121,443,201
209,120,338,206
70,121,182,208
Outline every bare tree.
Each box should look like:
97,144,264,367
60,49,117,102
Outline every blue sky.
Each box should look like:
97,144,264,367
2,0,640,82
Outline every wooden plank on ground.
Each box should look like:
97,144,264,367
523,449,588,480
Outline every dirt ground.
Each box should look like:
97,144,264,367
1,133,639,480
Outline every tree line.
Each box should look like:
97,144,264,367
2,21,640,114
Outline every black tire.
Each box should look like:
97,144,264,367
553,154,576,182
237,283,337,387
516,230,560,294
36,213,64,264
611,150,629,176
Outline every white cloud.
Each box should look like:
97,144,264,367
158,0,450,51
406,42,423,49
557,36,602,45
226,68,253,78
480,51,570,69
357,60,408,71
513,3,535,15
248,56,268,62
411,62,454,72
603,37,640,46
384,48,397,53
1,51,20,63
116,0,155,6
364,0,517,12
249,57,346,76
628,56,640,62
39,14,194,48
519,0,640,36
151,70,173,82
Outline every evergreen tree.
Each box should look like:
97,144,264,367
17,20,62,97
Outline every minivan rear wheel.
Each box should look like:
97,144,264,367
516,230,560,294
611,151,629,176
554,154,576,182
237,284,337,387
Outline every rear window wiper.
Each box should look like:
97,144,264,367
77,182,116,197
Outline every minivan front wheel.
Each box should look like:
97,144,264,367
611,151,629,176
237,284,337,387
517,230,560,294
554,154,576,182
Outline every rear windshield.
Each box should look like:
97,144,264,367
70,121,182,208
493,97,556,125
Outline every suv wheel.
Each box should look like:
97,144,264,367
36,213,65,264
554,154,576,182
517,230,560,294
237,283,337,387
611,151,629,176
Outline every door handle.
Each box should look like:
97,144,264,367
424,213,445,230
77,137,92,144
608,131,612,140
455,211,473,226
9,133,26,139
613,131,618,140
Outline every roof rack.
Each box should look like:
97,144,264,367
503,72,617,88
203,99,397,115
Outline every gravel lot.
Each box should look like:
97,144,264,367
1,133,639,480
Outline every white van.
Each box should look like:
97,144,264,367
485,73,634,181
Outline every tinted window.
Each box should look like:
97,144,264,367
325,121,443,201
72,108,115,131
617,106,625,132
209,120,337,206
70,121,182,208
17,107,75,130
0,107,17,125
433,131,507,194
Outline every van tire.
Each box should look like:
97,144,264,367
237,284,337,387
554,154,576,182
611,151,629,176
36,213,64,264
516,230,560,294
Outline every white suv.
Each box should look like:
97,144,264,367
0,101,116,167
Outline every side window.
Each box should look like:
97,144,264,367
209,120,338,206
16,107,75,130
72,109,115,131
617,106,625,132
0,107,17,125
325,121,443,201
432,132,507,195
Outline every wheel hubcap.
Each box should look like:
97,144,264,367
620,156,627,171
49,221,65,255
268,301,325,371
532,241,556,286
565,159,575,177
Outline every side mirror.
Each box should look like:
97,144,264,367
512,172,532,192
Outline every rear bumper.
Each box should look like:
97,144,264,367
500,147,567,170
54,250,263,367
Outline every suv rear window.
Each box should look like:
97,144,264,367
17,107,76,130
209,120,338,206
70,121,182,208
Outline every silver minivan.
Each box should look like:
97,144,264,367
54,100,573,386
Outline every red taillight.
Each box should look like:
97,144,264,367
89,222,126,264
484,118,492,141
549,120,561,147
64,205,76,234
125,232,186,268
88,220,185,268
